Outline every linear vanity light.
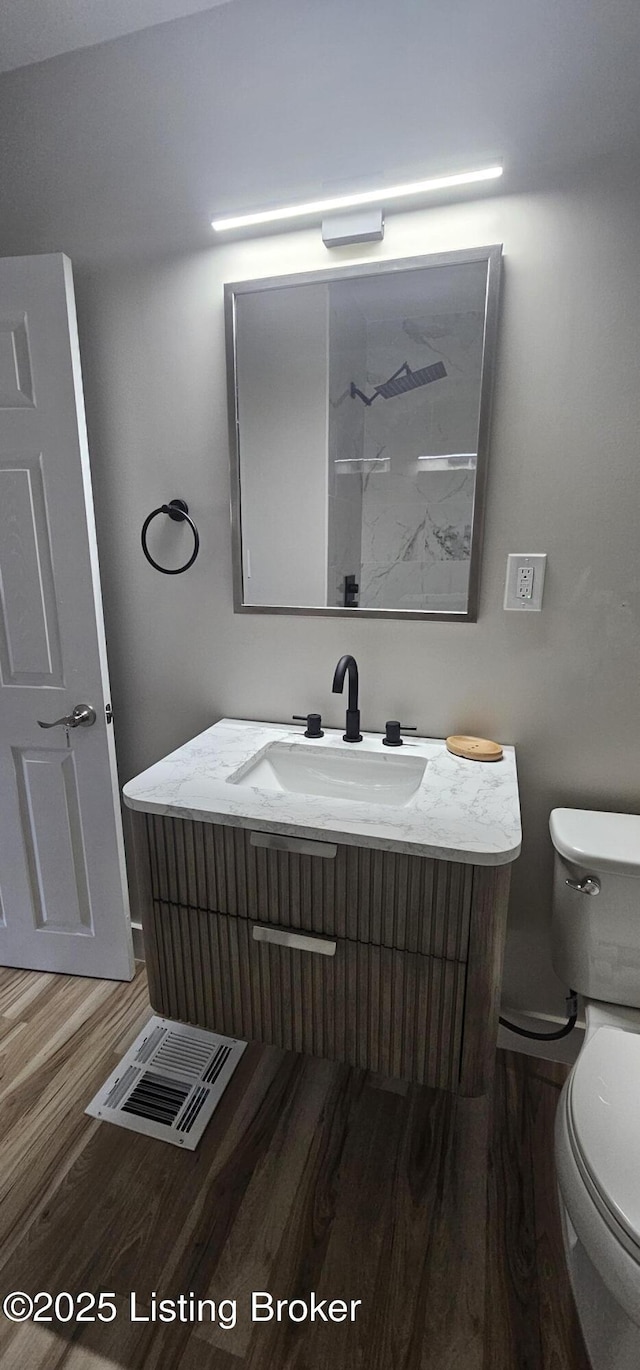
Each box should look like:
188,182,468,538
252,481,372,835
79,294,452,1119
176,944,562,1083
211,165,503,232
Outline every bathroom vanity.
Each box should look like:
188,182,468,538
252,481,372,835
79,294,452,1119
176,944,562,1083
124,719,521,1096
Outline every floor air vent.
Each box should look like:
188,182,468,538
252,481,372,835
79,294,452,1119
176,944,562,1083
86,1016,247,1150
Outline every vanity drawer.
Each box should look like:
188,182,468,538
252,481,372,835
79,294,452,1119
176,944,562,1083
144,900,466,1090
143,814,472,959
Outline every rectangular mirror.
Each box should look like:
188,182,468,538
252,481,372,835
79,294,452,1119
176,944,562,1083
225,245,501,619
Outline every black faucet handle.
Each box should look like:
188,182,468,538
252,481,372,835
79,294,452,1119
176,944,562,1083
382,721,417,747
293,713,324,738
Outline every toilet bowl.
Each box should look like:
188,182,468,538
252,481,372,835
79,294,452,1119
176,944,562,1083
550,809,640,1369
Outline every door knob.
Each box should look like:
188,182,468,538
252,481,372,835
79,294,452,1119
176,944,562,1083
69,705,97,727
37,704,97,729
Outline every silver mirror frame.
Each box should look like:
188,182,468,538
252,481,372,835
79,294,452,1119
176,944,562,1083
225,244,502,621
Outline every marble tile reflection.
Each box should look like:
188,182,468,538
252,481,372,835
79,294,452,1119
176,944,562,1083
360,557,470,612
327,286,483,612
361,469,474,570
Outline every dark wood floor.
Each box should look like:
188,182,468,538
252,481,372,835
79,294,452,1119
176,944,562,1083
0,965,589,1369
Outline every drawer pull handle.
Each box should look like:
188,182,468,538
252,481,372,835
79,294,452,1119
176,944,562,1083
250,831,337,859
252,925,337,957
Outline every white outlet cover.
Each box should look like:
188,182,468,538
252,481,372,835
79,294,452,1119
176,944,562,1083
504,553,547,611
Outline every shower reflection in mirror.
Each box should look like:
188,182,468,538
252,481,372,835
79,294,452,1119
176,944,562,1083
225,245,501,620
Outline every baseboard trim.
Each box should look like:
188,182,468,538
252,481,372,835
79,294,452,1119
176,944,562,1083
131,922,145,962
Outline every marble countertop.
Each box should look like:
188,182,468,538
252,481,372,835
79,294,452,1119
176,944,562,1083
123,718,521,866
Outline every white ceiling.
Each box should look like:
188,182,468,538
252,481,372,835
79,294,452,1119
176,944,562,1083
0,0,236,73
1,0,640,265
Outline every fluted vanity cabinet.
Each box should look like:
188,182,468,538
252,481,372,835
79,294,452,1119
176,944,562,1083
131,812,511,1097
124,719,520,1097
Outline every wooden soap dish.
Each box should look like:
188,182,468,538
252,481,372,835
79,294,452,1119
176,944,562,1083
446,735,503,762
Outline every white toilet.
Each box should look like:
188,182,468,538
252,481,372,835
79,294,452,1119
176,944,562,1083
550,807,640,1370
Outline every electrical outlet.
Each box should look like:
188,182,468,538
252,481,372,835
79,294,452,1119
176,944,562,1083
517,565,534,599
504,554,547,611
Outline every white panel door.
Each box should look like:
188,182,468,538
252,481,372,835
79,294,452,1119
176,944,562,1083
0,254,134,979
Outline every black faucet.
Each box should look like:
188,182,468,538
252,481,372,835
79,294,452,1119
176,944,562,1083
332,654,362,742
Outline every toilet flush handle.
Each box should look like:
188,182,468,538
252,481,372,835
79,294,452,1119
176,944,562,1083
565,875,601,896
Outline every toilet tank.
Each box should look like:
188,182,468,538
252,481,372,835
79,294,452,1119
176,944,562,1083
550,809,640,1008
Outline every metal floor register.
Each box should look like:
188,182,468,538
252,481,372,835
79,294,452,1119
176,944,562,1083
86,1015,247,1150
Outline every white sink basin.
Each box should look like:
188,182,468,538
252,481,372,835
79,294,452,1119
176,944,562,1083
229,741,427,807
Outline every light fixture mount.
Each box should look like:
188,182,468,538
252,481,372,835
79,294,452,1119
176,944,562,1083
321,208,384,248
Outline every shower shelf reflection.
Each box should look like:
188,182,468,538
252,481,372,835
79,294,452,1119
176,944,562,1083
417,453,477,471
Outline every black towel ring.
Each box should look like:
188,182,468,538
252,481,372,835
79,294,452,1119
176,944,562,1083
141,499,200,575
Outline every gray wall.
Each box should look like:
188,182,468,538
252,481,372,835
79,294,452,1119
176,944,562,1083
235,284,328,606
1,0,639,1020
